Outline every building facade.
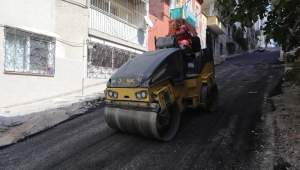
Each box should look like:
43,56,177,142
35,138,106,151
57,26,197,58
147,0,203,51
201,0,228,57
252,17,267,48
0,0,148,107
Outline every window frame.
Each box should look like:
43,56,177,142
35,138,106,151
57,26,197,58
186,0,192,12
169,0,181,8
4,26,56,76
195,4,200,26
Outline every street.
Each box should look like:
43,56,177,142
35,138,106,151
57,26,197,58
0,51,284,170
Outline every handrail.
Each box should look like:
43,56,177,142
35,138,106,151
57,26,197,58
62,0,88,8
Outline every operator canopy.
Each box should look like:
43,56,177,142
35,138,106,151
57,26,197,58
108,48,184,88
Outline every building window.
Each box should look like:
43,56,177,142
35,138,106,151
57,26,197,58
87,42,138,79
4,27,55,75
169,0,181,8
186,0,192,12
195,4,200,25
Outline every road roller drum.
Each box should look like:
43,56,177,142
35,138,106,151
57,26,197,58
104,103,180,141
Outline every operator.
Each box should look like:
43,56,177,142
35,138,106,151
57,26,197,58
171,19,192,56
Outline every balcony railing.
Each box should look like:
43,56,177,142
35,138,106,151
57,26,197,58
170,7,197,27
207,15,226,35
89,4,147,47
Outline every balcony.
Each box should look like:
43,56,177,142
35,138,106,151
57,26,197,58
207,15,226,35
170,7,197,27
89,1,147,48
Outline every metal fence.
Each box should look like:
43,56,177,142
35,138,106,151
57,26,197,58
90,0,146,29
87,42,139,79
4,27,56,75
89,0,147,47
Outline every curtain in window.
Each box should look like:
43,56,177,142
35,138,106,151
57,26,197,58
4,33,27,72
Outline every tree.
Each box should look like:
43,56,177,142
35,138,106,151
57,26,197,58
232,25,248,51
215,0,300,54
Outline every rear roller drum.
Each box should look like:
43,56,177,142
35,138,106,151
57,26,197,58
200,84,219,112
104,103,181,141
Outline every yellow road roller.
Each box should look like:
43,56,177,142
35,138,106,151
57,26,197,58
104,29,219,141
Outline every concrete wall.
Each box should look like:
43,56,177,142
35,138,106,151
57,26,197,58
195,1,203,37
209,31,227,56
0,0,90,107
203,8,209,15
209,2,215,15
218,34,227,55
201,13,207,48
201,1,227,56
148,1,170,51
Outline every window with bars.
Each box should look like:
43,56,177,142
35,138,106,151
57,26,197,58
4,27,55,75
87,42,138,79
90,0,146,29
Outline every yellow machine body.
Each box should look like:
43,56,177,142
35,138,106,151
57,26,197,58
104,30,218,141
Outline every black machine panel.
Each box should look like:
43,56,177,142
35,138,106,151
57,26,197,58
108,48,184,88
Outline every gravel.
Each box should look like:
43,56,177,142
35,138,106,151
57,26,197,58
251,82,300,170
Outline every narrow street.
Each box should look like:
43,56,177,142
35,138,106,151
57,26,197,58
0,51,284,170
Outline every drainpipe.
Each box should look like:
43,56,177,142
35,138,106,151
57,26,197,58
82,38,90,95
112,48,115,70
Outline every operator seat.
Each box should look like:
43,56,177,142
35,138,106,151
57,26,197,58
155,35,179,49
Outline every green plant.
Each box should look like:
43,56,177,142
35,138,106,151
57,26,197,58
284,62,300,85
215,0,300,53
233,27,248,51
285,53,297,63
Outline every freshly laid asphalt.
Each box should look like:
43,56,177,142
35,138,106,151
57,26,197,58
0,87,107,147
0,47,280,147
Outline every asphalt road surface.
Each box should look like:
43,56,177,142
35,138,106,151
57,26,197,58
0,51,284,170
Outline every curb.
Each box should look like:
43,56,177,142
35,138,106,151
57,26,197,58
0,93,106,147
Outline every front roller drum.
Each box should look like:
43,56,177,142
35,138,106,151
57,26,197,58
104,104,180,141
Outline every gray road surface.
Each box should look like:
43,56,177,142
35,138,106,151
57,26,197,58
0,51,284,170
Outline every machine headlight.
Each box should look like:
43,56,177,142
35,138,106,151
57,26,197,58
141,91,146,98
108,90,118,98
135,90,148,100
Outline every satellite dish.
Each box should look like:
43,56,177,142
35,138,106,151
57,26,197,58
144,16,154,28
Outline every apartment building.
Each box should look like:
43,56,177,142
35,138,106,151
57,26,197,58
147,0,204,51
201,0,227,56
252,17,267,48
0,0,148,107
